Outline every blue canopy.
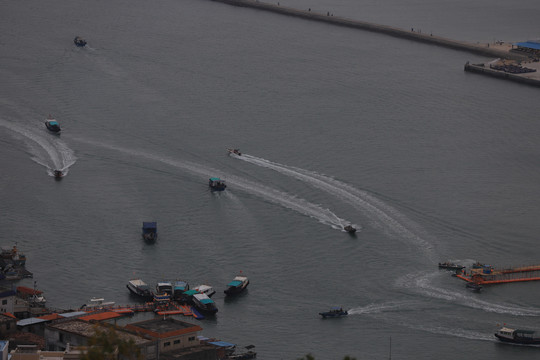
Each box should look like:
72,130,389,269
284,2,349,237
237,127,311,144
227,280,242,287
200,298,214,305
142,222,157,229
209,177,222,182
49,121,59,125
516,41,540,50
208,341,235,348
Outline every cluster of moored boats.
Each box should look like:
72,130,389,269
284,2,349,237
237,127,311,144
126,274,249,315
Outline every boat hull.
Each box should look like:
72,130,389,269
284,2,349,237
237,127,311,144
127,282,153,300
224,281,249,296
495,334,540,345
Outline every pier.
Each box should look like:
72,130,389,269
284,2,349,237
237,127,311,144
213,0,528,60
456,264,540,285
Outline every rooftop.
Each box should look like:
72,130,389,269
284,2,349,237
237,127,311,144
125,317,202,339
48,320,150,345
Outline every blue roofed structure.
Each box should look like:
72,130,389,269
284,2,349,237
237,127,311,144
515,41,540,50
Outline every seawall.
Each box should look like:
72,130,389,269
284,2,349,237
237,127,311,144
464,63,540,88
213,0,527,61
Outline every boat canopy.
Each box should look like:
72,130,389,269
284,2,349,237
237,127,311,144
143,222,157,229
200,298,214,305
183,289,199,296
227,280,243,287
48,120,59,126
209,177,222,182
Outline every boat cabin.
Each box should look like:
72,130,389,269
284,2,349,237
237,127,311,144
209,177,227,191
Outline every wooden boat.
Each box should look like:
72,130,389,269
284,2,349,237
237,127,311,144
438,262,465,271
195,284,216,298
209,177,227,191
495,326,540,345
224,274,249,296
45,115,61,134
466,282,482,292
142,222,157,243
319,307,348,318
227,148,242,156
73,36,87,47
192,293,218,314
344,225,356,233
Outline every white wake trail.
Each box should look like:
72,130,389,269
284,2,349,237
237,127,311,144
0,119,77,175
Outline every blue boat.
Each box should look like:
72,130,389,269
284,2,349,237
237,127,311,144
45,115,61,134
209,177,227,191
142,222,157,243
319,307,348,318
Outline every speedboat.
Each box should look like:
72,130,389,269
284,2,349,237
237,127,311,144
195,284,216,298
209,177,227,191
227,148,242,156
45,115,61,134
495,326,540,345
73,36,87,47
127,279,154,300
344,225,356,233
224,274,249,296
438,262,465,271
319,307,348,318
53,170,63,179
192,293,218,314
142,222,157,243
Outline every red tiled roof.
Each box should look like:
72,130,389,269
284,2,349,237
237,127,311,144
1,312,17,319
16,286,43,295
37,313,62,320
80,312,122,321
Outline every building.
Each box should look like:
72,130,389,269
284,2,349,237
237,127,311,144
0,288,17,314
0,313,17,337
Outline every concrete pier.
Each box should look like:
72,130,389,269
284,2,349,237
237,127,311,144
214,0,528,61
465,61,540,88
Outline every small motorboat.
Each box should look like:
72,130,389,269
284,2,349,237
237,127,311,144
209,177,227,191
224,274,249,296
344,225,356,233
438,262,465,271
53,170,63,179
466,282,482,292
73,36,87,47
319,307,348,318
227,148,242,156
495,326,540,345
45,114,61,134
142,222,157,243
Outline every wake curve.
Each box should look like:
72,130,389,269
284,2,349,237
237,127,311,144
74,139,350,231
0,119,77,176
234,153,434,259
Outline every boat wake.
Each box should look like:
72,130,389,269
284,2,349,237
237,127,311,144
74,139,351,231
348,300,421,315
397,271,540,317
0,119,77,176
233,153,434,258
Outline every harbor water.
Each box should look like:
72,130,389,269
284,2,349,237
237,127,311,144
1,0,540,359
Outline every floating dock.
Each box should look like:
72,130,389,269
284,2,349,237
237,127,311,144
456,264,540,285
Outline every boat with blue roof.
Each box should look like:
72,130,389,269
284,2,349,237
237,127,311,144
319,307,348,318
45,114,61,134
192,293,218,314
224,273,249,296
142,222,157,243
209,177,227,191
173,280,189,300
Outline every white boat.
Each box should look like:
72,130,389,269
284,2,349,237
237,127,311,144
224,274,249,296
82,297,115,309
195,284,216,297
127,279,154,300
192,293,218,314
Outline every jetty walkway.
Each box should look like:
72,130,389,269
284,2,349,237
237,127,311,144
214,0,527,61
456,264,540,285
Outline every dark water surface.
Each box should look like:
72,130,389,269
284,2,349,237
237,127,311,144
1,0,540,359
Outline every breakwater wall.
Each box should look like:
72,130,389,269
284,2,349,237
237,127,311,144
464,63,540,88
213,0,527,61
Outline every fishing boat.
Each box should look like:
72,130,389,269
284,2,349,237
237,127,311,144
319,307,348,318
192,293,218,314
73,36,87,47
227,148,242,156
495,326,540,345
195,284,216,298
44,115,61,134
1,245,27,266
224,274,249,296
344,225,356,233
438,262,465,271
209,177,227,191
142,222,157,243
173,280,190,300
53,170,64,179
126,279,154,300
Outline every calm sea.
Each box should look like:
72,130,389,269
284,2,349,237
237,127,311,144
1,0,540,359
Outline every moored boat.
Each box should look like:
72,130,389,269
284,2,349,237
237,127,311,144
73,36,87,47
209,177,227,191
127,279,154,300
1,245,26,266
45,115,61,134
495,326,540,345
192,293,218,314
81,297,115,309
173,280,190,300
438,262,465,271
195,284,216,298
224,274,249,296
319,307,348,318
142,222,157,243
